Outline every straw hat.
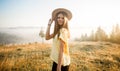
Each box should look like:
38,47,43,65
52,8,72,20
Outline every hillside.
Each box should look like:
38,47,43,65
0,41,120,71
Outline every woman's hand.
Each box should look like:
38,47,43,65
48,18,53,26
45,18,54,40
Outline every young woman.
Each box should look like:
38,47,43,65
45,8,72,71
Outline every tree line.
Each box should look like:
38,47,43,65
76,24,120,44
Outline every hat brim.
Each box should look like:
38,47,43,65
52,8,72,21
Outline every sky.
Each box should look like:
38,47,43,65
0,0,120,39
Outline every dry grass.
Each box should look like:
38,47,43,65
0,41,120,71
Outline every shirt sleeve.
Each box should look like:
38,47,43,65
59,28,68,43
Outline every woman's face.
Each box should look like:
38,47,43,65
57,13,64,25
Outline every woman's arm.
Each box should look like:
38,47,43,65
45,19,54,40
57,40,64,71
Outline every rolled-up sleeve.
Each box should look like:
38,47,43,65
59,28,68,43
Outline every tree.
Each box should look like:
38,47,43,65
110,24,120,43
79,33,89,41
95,26,108,41
39,27,45,43
89,30,95,41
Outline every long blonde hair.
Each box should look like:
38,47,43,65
53,12,70,38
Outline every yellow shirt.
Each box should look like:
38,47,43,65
50,28,70,66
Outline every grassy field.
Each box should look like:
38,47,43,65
0,41,120,71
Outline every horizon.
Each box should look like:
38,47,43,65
0,24,119,39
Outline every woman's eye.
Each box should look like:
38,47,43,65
57,17,60,19
57,17,64,19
